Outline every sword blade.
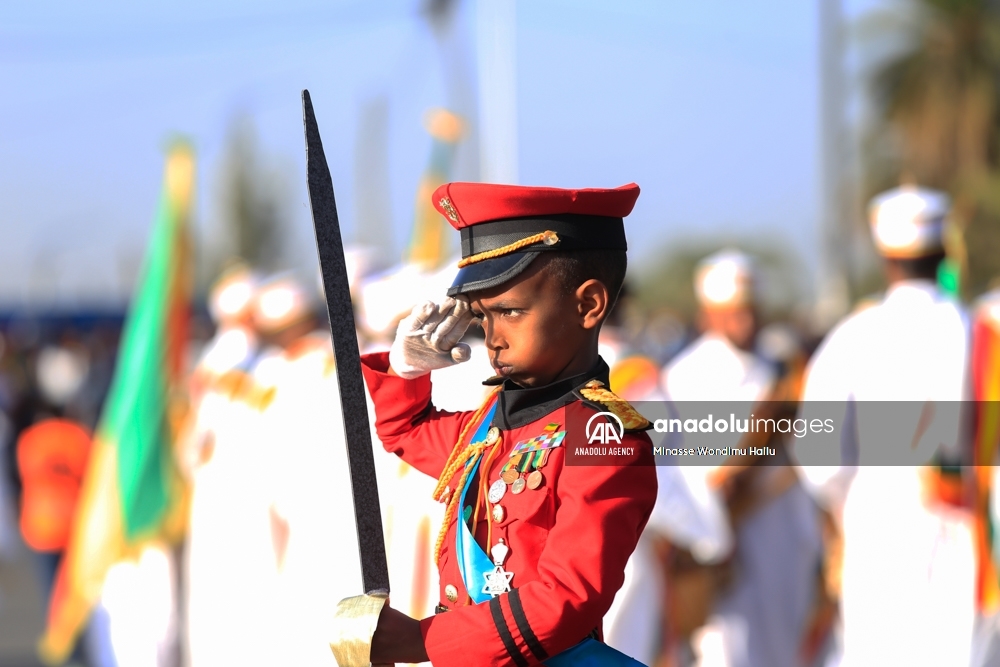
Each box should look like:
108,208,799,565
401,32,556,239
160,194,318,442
302,89,390,594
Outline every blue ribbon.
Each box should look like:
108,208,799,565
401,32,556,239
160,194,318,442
455,401,499,604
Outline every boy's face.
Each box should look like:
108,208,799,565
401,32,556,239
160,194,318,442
468,259,605,388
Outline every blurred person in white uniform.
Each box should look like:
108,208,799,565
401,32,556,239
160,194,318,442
183,266,287,667
797,186,975,666
663,250,824,667
181,264,260,472
248,275,370,666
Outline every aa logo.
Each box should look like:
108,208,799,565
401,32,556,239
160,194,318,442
586,411,625,445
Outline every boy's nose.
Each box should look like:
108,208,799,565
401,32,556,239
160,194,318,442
483,322,506,350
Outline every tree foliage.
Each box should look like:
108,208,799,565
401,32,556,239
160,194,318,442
866,0,1000,294
210,116,292,280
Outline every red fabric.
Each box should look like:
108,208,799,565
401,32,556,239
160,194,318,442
432,182,640,229
360,352,656,667
16,419,93,552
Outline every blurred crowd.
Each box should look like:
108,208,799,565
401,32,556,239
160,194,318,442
1,182,1000,667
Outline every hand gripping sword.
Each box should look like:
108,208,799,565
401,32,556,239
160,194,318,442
303,90,390,665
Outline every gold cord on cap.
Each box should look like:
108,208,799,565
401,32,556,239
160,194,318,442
457,230,559,268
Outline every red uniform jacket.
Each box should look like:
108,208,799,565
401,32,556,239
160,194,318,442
361,352,656,667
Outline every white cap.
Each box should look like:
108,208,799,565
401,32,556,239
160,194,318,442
36,346,89,406
869,185,949,258
694,249,755,307
208,264,257,325
252,275,313,334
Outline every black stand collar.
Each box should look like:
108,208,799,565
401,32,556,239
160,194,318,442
491,357,611,431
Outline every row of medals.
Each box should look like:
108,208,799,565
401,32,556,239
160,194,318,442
482,426,549,524
456,425,553,601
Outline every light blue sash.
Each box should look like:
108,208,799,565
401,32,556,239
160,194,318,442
455,401,499,604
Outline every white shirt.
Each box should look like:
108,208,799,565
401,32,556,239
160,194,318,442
659,332,776,559
798,281,970,503
664,332,775,404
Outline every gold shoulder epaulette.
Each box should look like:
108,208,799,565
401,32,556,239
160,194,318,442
577,379,651,431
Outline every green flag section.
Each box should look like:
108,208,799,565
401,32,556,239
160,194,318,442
938,256,961,297
40,143,194,664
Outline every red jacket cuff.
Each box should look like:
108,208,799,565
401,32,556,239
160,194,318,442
360,351,432,401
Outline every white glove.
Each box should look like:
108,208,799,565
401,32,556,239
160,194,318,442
389,297,475,379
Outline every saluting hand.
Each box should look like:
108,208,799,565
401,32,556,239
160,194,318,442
389,296,475,379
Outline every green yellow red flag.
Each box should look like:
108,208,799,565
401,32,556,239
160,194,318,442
39,142,195,663
973,303,1000,614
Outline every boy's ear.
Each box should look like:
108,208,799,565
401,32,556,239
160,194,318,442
576,279,610,330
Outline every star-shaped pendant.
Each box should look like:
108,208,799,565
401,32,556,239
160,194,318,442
482,564,514,597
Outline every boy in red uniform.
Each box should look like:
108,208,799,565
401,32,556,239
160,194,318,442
359,182,656,666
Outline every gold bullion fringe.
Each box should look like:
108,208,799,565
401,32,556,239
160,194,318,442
328,591,389,667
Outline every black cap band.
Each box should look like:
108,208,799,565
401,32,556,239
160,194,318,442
460,214,626,257
449,213,628,296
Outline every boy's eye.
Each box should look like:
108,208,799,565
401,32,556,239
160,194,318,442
499,308,523,317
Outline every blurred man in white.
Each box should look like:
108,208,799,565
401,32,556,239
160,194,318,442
241,275,370,667
663,250,823,667
183,266,281,667
797,186,975,666
186,264,260,425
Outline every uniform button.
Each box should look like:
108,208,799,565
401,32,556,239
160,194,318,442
445,584,459,602
486,426,501,445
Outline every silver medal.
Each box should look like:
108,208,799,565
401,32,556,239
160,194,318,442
488,478,507,504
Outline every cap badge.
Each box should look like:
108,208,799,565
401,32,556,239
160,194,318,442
439,197,459,223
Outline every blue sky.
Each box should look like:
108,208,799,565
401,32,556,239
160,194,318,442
0,0,883,307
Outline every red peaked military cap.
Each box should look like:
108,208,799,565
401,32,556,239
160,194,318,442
432,182,640,296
